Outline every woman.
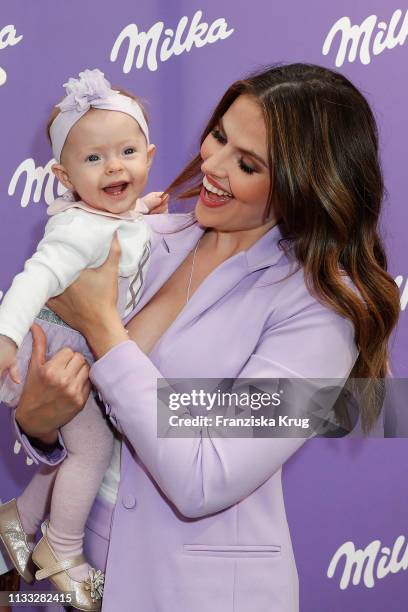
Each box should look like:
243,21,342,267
13,64,399,611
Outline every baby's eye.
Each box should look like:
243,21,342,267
86,154,100,162
124,147,136,155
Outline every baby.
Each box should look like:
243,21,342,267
0,69,159,611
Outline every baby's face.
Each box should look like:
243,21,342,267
56,109,155,214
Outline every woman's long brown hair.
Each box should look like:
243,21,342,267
166,63,400,432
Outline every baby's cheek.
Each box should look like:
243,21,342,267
136,159,150,176
133,167,149,191
140,166,149,183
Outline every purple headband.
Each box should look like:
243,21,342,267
49,69,149,162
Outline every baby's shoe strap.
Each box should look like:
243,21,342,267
35,554,86,581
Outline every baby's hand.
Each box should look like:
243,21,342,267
0,334,20,384
143,191,169,214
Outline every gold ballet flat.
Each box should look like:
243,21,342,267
32,521,104,612
0,498,35,584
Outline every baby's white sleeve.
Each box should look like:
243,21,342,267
0,212,103,347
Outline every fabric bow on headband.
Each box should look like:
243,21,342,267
50,68,149,162
58,69,113,113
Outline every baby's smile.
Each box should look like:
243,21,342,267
102,181,130,198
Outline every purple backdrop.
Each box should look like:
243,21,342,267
1,1,407,610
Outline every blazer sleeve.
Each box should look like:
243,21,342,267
89,301,358,518
11,409,67,466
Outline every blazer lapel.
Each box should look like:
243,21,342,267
155,221,287,334
123,216,287,327
176,251,248,324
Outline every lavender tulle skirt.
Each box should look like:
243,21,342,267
0,307,94,407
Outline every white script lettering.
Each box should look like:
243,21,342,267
0,24,23,86
8,158,65,207
327,536,408,589
13,440,33,467
110,10,234,73
395,275,408,311
322,9,408,67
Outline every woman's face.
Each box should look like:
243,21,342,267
196,94,275,232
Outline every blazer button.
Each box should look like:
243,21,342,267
122,494,136,509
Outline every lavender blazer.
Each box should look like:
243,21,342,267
18,213,357,612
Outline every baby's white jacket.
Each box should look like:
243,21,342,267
0,195,151,347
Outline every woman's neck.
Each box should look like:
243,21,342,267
200,219,278,259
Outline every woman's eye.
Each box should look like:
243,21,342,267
124,147,136,155
86,154,100,162
239,159,256,175
211,128,227,145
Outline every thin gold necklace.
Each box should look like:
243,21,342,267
185,221,280,305
186,237,202,304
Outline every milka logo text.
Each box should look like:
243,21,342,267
8,158,64,207
111,10,233,73
0,24,23,86
395,275,408,312
322,8,408,67
328,536,408,589
13,440,34,467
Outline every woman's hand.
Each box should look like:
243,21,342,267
47,234,128,359
15,324,91,445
